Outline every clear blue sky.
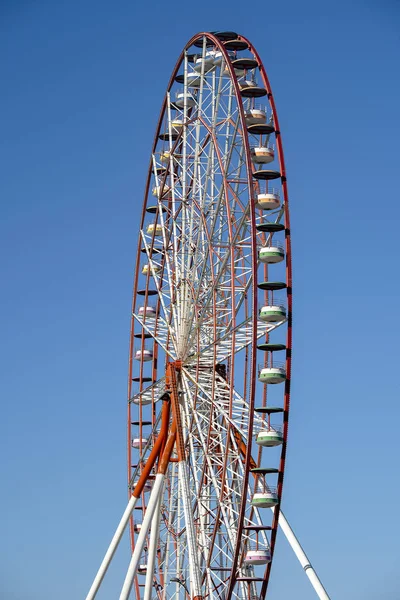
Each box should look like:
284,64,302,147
1,1,399,598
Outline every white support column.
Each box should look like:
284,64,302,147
143,488,163,600
85,495,138,600
175,471,181,599
178,460,203,598
161,462,176,600
276,509,331,600
120,473,165,600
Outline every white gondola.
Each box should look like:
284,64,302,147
171,118,184,133
131,437,148,449
193,51,216,73
244,549,271,565
251,491,279,508
147,223,163,236
141,263,161,276
134,349,153,362
160,151,170,164
187,72,201,87
138,306,157,318
175,91,196,108
138,565,147,575
213,50,235,67
245,107,266,125
259,304,286,323
152,184,171,198
256,428,284,447
239,79,257,91
251,146,275,164
131,395,152,406
255,192,280,210
258,245,285,264
222,66,245,78
133,523,142,533
258,364,286,384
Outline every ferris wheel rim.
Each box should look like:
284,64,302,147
127,30,292,600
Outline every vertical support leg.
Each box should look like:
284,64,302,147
161,461,176,600
144,487,163,600
168,363,203,600
178,460,203,598
120,473,165,600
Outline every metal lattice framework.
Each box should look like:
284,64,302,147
85,31,330,600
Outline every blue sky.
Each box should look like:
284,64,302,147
0,1,399,598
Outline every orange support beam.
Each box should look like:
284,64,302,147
166,362,186,463
132,395,171,498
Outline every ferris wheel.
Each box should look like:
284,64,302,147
86,31,330,600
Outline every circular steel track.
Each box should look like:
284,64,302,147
127,31,292,600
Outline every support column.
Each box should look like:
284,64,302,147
120,473,165,600
143,488,163,600
168,363,203,600
276,509,331,600
85,495,137,600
